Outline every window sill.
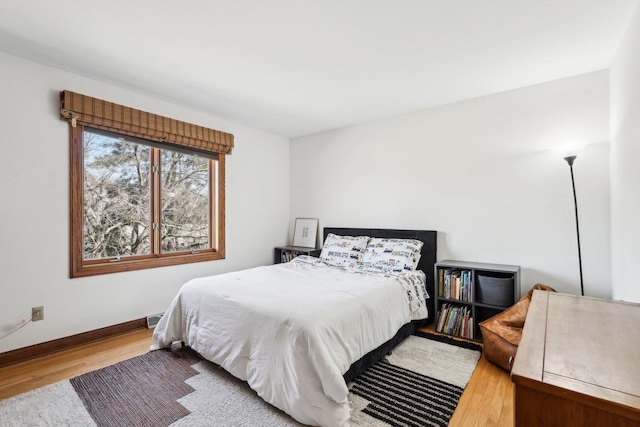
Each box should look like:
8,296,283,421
71,250,225,278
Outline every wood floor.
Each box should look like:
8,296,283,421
0,326,513,426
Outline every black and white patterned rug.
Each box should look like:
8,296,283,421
0,332,481,427
349,331,482,427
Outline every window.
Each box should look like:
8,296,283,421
62,91,232,277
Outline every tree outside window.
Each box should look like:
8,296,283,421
70,127,224,277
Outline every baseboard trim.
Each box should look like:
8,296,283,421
0,318,147,368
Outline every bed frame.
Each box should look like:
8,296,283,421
322,227,438,382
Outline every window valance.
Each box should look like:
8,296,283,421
60,90,234,155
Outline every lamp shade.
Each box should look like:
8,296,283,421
554,142,586,159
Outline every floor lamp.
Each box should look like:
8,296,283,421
563,155,584,296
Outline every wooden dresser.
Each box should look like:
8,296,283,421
511,291,640,426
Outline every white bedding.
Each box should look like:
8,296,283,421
150,256,429,427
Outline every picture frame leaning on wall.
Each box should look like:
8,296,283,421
292,218,319,248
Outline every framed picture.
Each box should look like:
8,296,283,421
292,218,319,248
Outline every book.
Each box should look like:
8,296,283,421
439,268,472,302
437,303,473,339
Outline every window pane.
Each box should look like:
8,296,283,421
83,130,151,259
161,150,209,253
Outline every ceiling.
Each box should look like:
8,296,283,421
0,1,637,138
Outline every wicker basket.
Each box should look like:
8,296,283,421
476,275,514,307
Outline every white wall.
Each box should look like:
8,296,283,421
0,52,290,353
291,71,610,298
610,4,640,303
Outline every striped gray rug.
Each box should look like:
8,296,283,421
0,332,481,427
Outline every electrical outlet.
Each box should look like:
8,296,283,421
32,306,44,321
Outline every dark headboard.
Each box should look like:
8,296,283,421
323,227,437,324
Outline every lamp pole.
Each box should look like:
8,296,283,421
563,155,584,296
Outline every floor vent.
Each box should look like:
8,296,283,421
146,313,164,329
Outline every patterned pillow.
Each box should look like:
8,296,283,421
319,234,370,267
361,238,424,272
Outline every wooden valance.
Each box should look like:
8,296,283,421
60,90,234,155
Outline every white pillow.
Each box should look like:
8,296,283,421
319,234,370,267
361,238,423,272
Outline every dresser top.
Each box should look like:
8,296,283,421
512,291,640,413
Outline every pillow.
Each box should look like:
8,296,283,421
361,238,423,272
319,234,370,267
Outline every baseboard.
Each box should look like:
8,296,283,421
0,317,147,368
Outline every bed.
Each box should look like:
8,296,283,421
151,227,437,426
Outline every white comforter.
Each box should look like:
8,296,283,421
150,256,428,427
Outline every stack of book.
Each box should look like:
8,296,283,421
436,303,473,339
281,251,299,263
438,268,472,302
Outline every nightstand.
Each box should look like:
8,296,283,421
274,246,321,264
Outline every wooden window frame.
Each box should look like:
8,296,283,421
70,125,225,277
